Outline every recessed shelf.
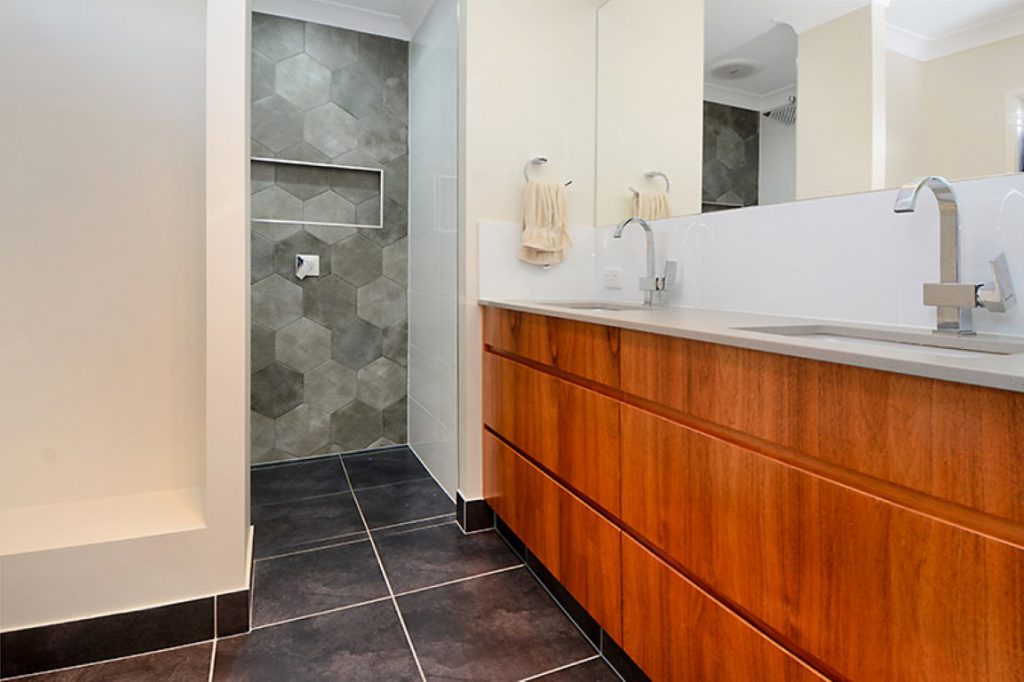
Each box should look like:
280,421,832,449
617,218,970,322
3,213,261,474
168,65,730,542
250,156,382,174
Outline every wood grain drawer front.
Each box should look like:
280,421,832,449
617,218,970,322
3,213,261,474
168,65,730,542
622,536,825,682
483,352,620,514
620,329,1024,526
483,306,620,387
483,431,623,640
621,404,1024,681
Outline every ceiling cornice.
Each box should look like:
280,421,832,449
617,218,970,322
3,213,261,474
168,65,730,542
886,9,1024,61
252,0,434,40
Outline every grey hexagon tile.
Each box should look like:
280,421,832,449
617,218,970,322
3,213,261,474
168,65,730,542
356,197,381,227
331,235,382,287
275,404,331,457
306,224,357,244
252,220,301,243
252,184,303,222
304,191,356,225
332,148,381,169
251,161,275,193
383,73,408,123
358,277,406,328
252,95,304,153
252,323,276,373
252,231,275,283
383,398,407,443
251,139,274,158
252,50,276,101
363,198,406,246
304,275,356,328
370,437,398,448
275,53,331,111
276,164,331,200
276,318,332,372
251,411,277,462
331,400,383,451
253,13,305,62
273,230,332,286
304,103,357,158
382,155,407,207
305,360,358,413
382,320,407,367
382,237,407,287
357,112,407,164
331,62,383,119
357,357,406,410
252,275,304,330
277,141,331,163
252,363,304,418
331,317,383,369
330,168,380,206
359,33,407,80
716,126,745,170
305,22,359,70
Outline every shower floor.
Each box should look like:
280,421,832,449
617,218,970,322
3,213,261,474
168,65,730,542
21,447,620,681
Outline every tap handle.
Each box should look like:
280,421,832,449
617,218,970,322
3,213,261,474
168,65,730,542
978,253,1016,313
662,260,678,288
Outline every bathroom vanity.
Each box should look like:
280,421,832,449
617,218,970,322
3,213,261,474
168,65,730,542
481,302,1024,680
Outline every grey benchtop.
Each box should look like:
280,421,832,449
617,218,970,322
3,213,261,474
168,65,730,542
479,299,1024,394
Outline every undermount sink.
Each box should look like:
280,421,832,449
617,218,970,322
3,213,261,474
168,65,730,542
738,324,1024,358
544,301,652,312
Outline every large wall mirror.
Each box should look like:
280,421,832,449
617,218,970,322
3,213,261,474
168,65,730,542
595,0,1024,225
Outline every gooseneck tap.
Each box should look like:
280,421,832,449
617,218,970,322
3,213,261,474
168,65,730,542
893,175,1016,335
613,216,677,306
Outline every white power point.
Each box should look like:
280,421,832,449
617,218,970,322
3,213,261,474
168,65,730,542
603,267,623,289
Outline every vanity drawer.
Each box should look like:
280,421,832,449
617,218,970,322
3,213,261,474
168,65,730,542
620,404,1024,681
622,535,824,681
483,306,620,387
483,431,622,640
483,352,620,514
619,329,1024,526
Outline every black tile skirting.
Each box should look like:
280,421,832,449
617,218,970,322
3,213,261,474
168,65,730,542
494,516,649,682
456,493,495,533
1,587,252,679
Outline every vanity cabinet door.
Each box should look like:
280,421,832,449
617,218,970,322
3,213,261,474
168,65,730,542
622,536,825,682
620,403,1024,681
483,352,620,515
483,431,622,640
483,307,620,388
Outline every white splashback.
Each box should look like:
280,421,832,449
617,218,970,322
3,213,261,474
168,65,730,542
479,174,1024,335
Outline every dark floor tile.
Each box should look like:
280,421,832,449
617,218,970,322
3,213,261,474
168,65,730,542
535,657,620,681
212,601,419,681
371,515,456,538
602,632,650,682
355,478,453,529
342,447,430,490
252,493,364,559
495,515,526,561
15,643,212,681
375,523,521,593
252,540,389,626
251,458,348,506
526,553,601,646
398,568,595,681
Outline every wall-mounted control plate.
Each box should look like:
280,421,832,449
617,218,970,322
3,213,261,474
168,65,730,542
603,267,623,289
296,254,320,280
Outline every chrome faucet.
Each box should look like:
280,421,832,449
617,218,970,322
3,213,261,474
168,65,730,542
613,216,677,306
893,175,1016,335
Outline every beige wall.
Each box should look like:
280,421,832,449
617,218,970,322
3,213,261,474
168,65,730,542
595,0,703,224
796,4,887,199
458,0,597,500
887,35,1024,186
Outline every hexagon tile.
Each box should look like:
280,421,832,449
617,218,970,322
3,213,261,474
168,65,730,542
250,13,410,462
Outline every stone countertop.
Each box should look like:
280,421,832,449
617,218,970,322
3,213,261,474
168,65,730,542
479,299,1024,394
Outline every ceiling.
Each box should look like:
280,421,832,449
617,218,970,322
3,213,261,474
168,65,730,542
252,0,435,40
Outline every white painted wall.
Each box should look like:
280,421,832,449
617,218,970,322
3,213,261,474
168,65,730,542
595,0,704,223
409,0,459,497
758,112,797,205
1,0,250,630
796,4,887,200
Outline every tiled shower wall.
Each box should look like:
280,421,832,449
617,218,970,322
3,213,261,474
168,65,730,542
249,13,409,462
702,101,759,208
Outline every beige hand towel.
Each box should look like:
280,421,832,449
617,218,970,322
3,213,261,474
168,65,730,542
631,191,672,221
519,180,571,265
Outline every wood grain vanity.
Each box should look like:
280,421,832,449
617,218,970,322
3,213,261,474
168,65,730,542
481,304,1024,681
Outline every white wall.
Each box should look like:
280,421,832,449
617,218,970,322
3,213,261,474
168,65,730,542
595,0,704,223
796,4,886,200
1,0,250,630
409,0,459,497
758,110,797,205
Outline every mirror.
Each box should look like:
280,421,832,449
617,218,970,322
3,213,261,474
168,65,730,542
595,0,1024,224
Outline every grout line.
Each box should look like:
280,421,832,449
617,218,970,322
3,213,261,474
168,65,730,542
1,640,216,681
250,596,393,631
405,443,458,504
371,519,459,540
366,512,457,533
207,638,217,682
254,534,371,562
339,456,428,682
517,655,602,682
349,475,435,495
393,564,525,599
